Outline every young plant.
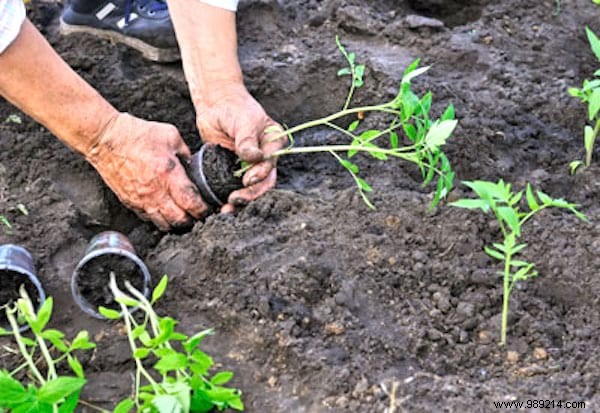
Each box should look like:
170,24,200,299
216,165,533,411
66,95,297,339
0,215,10,232
100,274,243,413
569,27,600,173
451,180,587,345
0,288,96,413
238,37,458,209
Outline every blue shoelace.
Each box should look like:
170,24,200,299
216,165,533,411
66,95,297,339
124,0,168,23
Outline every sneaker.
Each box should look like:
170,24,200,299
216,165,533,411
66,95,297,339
60,0,179,62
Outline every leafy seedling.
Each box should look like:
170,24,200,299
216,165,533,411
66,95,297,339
100,274,244,413
237,37,458,209
569,27,600,173
0,287,96,413
451,180,587,345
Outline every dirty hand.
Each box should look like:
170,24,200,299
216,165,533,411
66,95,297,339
195,82,287,213
86,113,207,230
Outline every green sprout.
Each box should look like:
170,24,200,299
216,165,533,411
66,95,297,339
238,37,458,209
0,287,96,413
569,27,600,173
0,215,11,231
451,180,587,345
100,274,243,413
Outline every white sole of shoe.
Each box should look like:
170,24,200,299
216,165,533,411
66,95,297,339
59,18,180,63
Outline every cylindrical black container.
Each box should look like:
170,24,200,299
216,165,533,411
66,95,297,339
188,144,244,207
0,244,46,332
71,231,151,319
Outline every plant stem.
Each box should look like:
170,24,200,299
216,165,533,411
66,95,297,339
268,144,419,160
6,308,46,385
586,119,600,166
500,250,512,346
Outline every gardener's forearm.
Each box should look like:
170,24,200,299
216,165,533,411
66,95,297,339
0,19,118,156
168,0,243,106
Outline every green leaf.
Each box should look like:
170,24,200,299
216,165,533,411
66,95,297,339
339,159,359,174
0,376,29,406
569,160,584,174
449,199,491,212
67,355,84,379
354,64,365,87
390,131,399,149
584,125,596,164
586,26,600,62
152,395,183,413
183,329,213,353
134,348,151,359
337,67,351,77
358,129,381,143
569,87,583,98
227,397,245,411
356,178,373,192
57,390,81,413
536,190,553,205
441,104,455,121
510,260,531,268
402,66,430,84
38,377,86,404
154,352,188,374
115,295,140,307
402,124,416,142
71,331,95,350
512,264,538,282
509,190,523,206
98,307,121,320
498,206,521,236
31,297,53,334
348,120,360,132
484,246,504,261
589,89,600,120
152,275,169,304
210,372,234,386
41,329,69,352
425,119,458,150
114,399,135,413
525,184,539,210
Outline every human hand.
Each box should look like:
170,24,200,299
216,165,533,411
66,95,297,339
86,113,208,230
195,82,287,213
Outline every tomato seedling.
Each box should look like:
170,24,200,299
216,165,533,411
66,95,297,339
238,37,458,209
569,27,600,173
0,287,96,413
451,180,587,345
100,274,243,413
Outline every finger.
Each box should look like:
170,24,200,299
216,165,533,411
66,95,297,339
199,126,234,151
160,198,192,228
228,168,276,206
167,164,208,219
146,209,171,231
172,135,192,160
220,203,236,214
261,121,288,155
242,160,273,187
235,123,263,163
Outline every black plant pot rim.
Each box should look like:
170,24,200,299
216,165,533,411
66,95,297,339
193,144,226,207
71,247,151,320
0,244,46,332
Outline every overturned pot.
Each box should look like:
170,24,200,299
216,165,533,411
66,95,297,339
0,244,46,332
71,231,151,319
188,144,244,207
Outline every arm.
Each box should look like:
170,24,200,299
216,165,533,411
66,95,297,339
168,0,287,212
0,19,207,229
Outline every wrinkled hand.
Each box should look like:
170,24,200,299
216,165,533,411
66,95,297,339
195,82,287,213
87,113,207,230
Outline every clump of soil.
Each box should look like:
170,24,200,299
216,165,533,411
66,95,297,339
0,270,41,327
195,145,243,205
74,255,146,312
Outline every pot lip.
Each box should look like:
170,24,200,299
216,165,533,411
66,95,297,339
71,247,152,320
0,249,46,333
195,144,225,207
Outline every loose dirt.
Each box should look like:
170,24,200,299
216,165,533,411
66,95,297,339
1,1,600,411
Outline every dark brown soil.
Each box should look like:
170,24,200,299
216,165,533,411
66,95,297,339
1,0,600,411
195,145,243,205
75,254,146,311
0,270,41,327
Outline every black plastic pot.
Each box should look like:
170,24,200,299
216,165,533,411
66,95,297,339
0,244,46,332
188,144,244,207
71,231,151,319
